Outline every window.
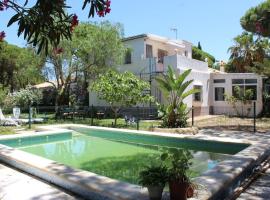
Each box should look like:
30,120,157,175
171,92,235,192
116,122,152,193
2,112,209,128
158,49,168,63
215,87,225,101
232,79,244,84
124,49,132,64
246,85,257,100
146,44,153,58
213,79,225,84
245,79,257,84
193,86,202,102
232,78,257,100
184,50,188,57
232,85,244,98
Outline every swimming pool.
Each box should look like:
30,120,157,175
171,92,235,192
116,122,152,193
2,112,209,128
0,127,249,185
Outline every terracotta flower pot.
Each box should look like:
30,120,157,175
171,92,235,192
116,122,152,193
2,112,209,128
186,184,195,198
169,180,189,200
147,185,164,200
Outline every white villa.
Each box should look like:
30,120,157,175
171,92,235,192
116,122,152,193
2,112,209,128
89,34,263,117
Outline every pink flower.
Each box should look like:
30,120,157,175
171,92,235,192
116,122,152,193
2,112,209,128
105,7,111,14
106,0,111,7
0,31,6,41
98,10,105,17
0,0,8,10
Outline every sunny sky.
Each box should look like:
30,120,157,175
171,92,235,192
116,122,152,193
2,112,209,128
0,0,266,61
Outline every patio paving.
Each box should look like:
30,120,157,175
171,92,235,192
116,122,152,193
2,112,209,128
0,163,79,200
237,168,270,200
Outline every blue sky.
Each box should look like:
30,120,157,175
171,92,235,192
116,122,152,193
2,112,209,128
0,0,265,61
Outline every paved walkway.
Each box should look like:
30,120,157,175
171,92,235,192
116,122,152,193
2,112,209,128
0,163,79,200
237,168,270,200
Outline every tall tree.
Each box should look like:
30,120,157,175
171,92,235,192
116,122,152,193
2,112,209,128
43,22,125,109
197,42,202,50
0,42,45,92
227,32,270,73
241,0,270,37
0,0,112,54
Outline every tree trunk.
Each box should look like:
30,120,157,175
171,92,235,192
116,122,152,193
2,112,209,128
114,110,117,127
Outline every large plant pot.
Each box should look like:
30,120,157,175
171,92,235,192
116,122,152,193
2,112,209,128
169,180,189,200
147,185,164,200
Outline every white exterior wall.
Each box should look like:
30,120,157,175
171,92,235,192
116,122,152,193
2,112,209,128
124,38,145,63
88,33,264,117
210,73,263,116
164,55,210,115
145,39,192,59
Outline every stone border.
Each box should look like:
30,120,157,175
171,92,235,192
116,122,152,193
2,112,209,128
151,127,198,135
0,125,269,200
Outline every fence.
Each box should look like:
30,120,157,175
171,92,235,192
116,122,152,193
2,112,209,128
1,103,263,132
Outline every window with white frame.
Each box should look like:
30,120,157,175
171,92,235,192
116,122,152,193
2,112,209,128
193,86,202,102
232,79,257,100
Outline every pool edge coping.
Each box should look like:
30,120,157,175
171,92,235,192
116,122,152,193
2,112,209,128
0,124,270,200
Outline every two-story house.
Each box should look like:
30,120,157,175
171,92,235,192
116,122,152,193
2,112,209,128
89,34,264,117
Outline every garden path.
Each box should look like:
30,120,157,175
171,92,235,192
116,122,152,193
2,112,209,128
0,163,79,200
237,168,270,200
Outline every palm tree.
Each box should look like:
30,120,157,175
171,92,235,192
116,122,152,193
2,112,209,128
228,32,269,73
156,66,198,128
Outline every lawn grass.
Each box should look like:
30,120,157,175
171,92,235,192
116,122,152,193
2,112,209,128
1,113,270,135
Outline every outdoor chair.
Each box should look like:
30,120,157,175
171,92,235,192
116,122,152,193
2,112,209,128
124,115,137,125
0,108,19,126
12,107,44,124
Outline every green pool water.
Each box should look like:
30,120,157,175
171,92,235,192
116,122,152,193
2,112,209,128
0,129,248,185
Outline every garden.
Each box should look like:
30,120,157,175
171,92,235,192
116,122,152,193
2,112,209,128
1,0,270,200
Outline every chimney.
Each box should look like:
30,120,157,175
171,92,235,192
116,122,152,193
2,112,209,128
220,60,225,72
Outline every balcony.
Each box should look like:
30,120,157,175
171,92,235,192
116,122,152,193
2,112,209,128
164,55,209,72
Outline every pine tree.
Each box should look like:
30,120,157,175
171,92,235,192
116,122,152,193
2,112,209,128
198,42,202,50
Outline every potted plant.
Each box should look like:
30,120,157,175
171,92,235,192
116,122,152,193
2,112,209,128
138,165,168,200
161,148,194,200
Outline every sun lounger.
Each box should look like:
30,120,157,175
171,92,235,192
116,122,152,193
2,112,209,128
0,109,19,126
12,107,44,124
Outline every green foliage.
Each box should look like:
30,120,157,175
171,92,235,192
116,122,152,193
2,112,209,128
138,165,168,187
227,32,270,73
2,0,111,54
0,42,45,91
44,22,125,106
241,0,270,37
225,86,254,117
197,42,202,50
91,70,153,125
156,66,198,128
192,46,215,68
5,86,43,108
161,148,193,183
0,84,8,107
253,58,270,77
73,22,125,74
